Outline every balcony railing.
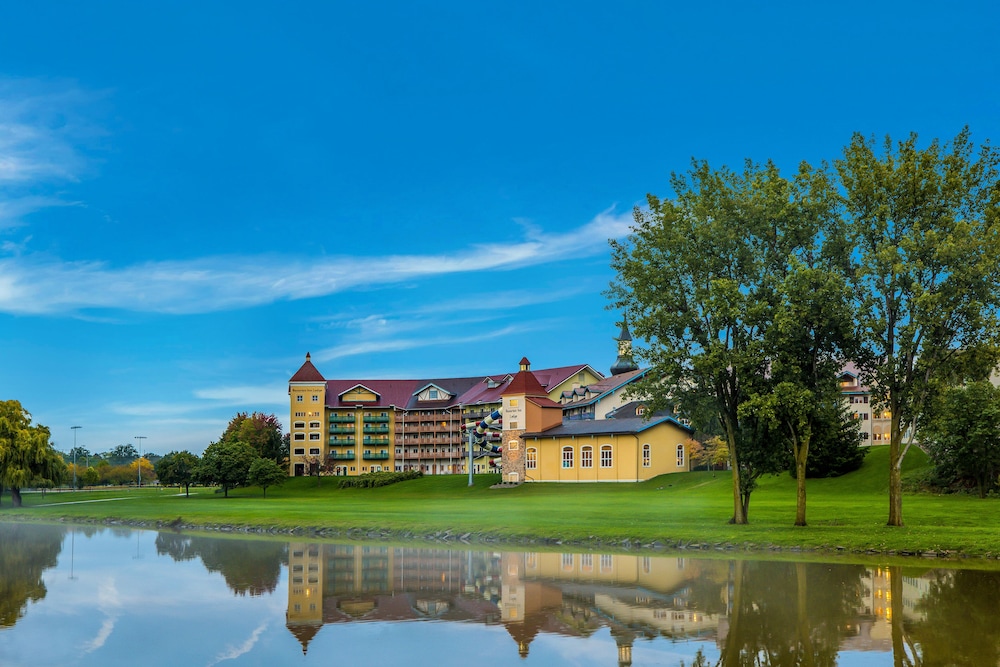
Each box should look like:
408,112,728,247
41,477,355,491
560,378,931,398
363,452,390,460
329,425,356,434
363,436,390,445
363,415,390,423
329,415,356,423
362,425,389,434
328,452,356,460
329,437,356,446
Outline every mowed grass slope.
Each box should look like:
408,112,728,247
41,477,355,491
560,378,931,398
4,445,1000,557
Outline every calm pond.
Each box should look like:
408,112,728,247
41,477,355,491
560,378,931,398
0,521,997,666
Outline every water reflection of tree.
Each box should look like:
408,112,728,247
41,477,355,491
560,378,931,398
155,532,287,597
908,568,1000,667
0,523,65,628
717,560,866,667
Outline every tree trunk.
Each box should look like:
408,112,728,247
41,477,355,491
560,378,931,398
725,418,747,524
11,487,22,507
184,482,190,497
719,560,745,667
795,457,808,526
794,430,810,526
889,566,906,667
888,413,904,527
796,563,815,667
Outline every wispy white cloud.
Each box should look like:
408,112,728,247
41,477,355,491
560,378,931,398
81,577,121,653
0,78,100,186
0,208,632,316
0,196,79,231
0,79,100,239
193,384,288,406
314,324,527,363
206,622,268,667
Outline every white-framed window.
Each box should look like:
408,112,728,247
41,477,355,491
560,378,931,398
311,395,319,402
428,389,438,399
580,446,593,468
309,421,320,429
600,554,613,572
676,444,685,468
562,446,574,468
561,553,574,571
600,445,613,468
293,448,304,455
309,447,320,455
642,444,651,467
293,433,305,441
309,433,320,440
581,554,593,572
294,421,305,429
526,448,537,470
296,395,303,402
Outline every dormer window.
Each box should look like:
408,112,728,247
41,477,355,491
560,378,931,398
428,389,438,399
636,406,646,416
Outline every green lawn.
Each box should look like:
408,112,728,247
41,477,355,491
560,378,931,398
3,445,1000,559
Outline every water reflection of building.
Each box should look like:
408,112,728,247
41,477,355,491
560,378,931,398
839,566,941,653
285,545,728,662
285,545,958,663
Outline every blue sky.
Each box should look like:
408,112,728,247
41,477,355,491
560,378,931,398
1,1,996,456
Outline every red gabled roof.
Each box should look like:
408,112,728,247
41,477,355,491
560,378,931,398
325,379,422,409
290,353,326,383
504,359,549,397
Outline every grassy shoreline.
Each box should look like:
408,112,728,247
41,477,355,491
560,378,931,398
3,446,999,564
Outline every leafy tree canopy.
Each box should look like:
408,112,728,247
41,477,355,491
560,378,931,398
0,400,67,507
221,412,286,464
195,440,256,497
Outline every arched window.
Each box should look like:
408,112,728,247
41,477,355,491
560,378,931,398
676,443,685,468
642,444,651,467
526,447,537,470
600,444,613,468
580,445,593,468
562,446,574,468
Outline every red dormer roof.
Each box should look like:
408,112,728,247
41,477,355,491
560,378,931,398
290,352,326,383
503,358,549,397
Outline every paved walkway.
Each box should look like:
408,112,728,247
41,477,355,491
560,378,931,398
36,497,132,506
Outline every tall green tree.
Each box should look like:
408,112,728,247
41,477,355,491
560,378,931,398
0,400,67,507
742,262,857,526
921,380,1000,497
195,440,256,497
247,458,286,497
155,450,201,497
220,412,286,464
837,128,1000,526
609,159,838,523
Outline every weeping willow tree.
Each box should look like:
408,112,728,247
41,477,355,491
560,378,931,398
0,400,66,507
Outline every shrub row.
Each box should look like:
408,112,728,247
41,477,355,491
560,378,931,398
336,469,423,489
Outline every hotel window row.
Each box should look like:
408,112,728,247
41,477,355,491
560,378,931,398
560,445,615,468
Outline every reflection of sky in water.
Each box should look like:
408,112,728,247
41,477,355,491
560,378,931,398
0,524,982,667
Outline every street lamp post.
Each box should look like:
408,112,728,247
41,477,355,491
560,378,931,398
135,436,146,487
71,426,82,490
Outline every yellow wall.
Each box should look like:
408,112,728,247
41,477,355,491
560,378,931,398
289,383,327,476
544,367,604,402
523,421,690,482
